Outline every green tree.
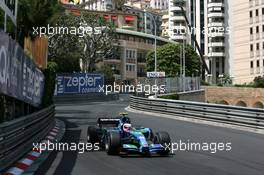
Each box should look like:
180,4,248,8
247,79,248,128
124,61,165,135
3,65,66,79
48,11,82,73
146,43,201,77
253,76,264,88
17,0,62,45
96,65,115,85
42,62,58,107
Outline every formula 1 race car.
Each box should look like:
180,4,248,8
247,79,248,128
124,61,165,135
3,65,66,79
87,113,171,156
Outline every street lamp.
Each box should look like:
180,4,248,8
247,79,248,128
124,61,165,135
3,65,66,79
144,9,157,98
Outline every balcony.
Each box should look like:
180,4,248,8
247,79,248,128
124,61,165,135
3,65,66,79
208,2,224,8
208,42,225,47
208,32,225,37
256,0,260,6
170,6,185,12
256,50,260,57
209,52,225,57
170,16,185,21
250,18,253,24
250,35,254,41
256,33,260,40
208,22,224,27
250,51,254,57
208,12,225,18
170,33,187,40
256,16,260,23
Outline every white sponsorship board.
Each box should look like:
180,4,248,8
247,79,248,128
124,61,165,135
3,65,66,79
147,72,166,78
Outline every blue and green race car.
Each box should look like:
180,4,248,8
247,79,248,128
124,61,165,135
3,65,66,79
87,113,171,156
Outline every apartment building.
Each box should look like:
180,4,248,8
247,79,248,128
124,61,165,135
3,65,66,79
232,0,264,83
204,0,264,84
204,0,228,83
104,29,177,83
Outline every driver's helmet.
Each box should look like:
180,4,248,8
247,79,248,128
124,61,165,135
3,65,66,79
123,123,132,132
121,117,131,124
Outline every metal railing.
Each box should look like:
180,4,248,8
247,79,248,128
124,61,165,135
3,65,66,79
0,105,55,172
130,96,264,129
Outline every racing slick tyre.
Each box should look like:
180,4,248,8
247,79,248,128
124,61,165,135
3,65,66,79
154,131,171,155
87,126,99,144
105,131,121,155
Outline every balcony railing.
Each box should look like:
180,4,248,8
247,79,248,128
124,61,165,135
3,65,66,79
250,68,254,75
256,17,260,23
250,51,254,57
250,35,254,41
256,50,260,57
256,33,260,40
250,18,253,24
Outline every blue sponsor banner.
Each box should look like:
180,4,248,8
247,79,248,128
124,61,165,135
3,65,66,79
0,31,45,107
55,73,104,95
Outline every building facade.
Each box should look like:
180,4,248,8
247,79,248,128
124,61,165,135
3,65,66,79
104,29,177,83
231,0,264,84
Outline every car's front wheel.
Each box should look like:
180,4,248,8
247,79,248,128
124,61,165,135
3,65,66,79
154,131,171,155
105,131,121,155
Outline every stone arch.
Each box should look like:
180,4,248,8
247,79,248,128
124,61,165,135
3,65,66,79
219,100,229,105
236,101,247,107
253,101,264,109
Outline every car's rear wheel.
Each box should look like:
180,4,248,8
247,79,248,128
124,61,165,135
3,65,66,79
105,131,121,155
154,131,171,155
87,126,99,144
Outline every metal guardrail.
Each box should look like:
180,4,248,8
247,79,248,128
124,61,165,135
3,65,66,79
130,96,264,129
0,105,55,172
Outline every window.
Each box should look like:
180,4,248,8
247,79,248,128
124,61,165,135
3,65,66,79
257,43,260,50
251,61,254,68
250,11,253,18
256,26,259,33
256,9,259,16
250,44,254,51
250,27,253,34
257,60,260,67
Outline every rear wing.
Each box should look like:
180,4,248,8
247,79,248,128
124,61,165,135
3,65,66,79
97,118,120,127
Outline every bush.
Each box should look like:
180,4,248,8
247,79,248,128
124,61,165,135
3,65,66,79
42,62,58,107
159,94,179,100
253,76,264,88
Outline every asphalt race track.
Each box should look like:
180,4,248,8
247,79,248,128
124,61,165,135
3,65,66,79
36,96,264,175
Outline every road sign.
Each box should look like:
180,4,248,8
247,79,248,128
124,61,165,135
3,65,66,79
147,72,166,78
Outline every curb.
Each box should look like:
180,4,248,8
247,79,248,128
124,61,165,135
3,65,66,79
125,106,264,135
3,119,65,175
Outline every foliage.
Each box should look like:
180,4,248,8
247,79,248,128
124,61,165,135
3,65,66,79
253,76,264,88
217,74,233,86
96,65,115,85
159,94,179,100
201,80,210,86
48,11,82,73
80,12,117,72
42,62,58,107
17,0,62,45
146,43,201,77
49,11,116,73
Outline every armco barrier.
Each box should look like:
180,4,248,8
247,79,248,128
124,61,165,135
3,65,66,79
0,105,55,172
130,96,264,129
